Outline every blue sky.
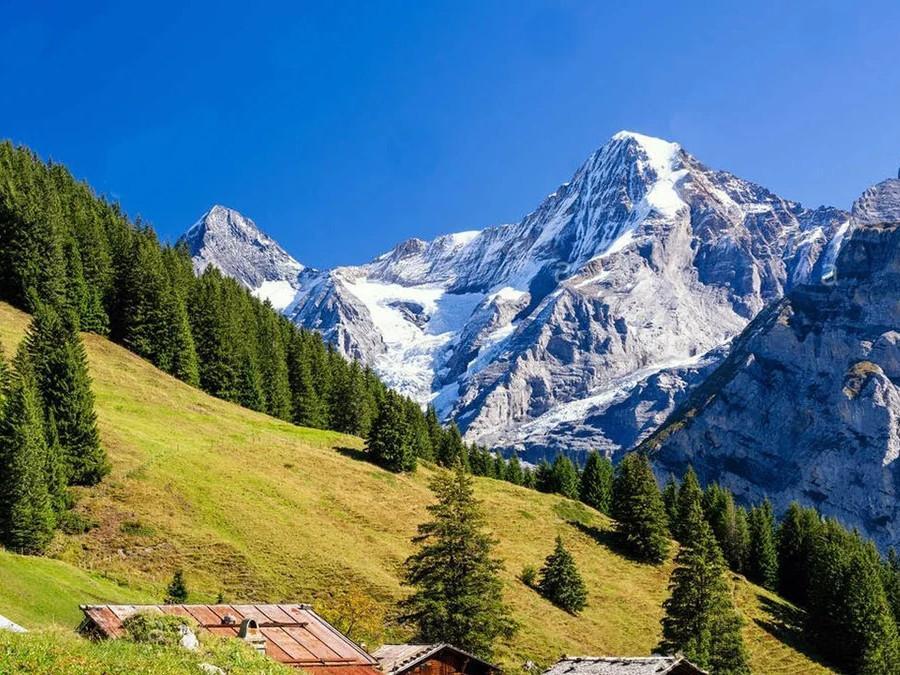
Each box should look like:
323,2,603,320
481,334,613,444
2,1,899,268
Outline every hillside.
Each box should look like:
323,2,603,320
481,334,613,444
0,301,832,673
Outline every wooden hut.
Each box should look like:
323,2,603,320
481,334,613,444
79,603,381,674
372,643,499,675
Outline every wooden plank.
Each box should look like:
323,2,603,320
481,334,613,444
297,609,359,660
264,638,294,665
262,627,317,663
255,604,295,624
159,605,194,622
182,605,221,626
230,605,270,623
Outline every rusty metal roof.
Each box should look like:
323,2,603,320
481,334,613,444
80,603,381,672
372,643,499,674
543,657,708,675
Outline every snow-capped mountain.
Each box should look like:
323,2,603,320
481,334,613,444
183,132,848,461
184,205,305,310
644,176,900,550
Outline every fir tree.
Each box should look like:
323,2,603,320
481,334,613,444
580,451,613,513
44,413,70,516
662,474,679,531
0,352,56,554
550,455,580,499
505,454,524,486
424,405,443,455
704,483,749,574
534,459,554,493
436,423,467,469
400,463,517,658
659,500,750,675
748,499,778,590
674,466,703,542
777,501,820,606
367,391,415,473
406,399,434,461
164,570,189,604
23,302,107,485
611,452,671,564
537,535,587,614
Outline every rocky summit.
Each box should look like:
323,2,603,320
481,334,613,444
183,132,848,463
644,176,900,550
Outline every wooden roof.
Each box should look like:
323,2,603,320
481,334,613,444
80,603,381,673
372,643,499,674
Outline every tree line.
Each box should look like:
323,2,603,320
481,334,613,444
0,141,442,461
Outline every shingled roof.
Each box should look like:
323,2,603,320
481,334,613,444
80,603,380,674
372,643,499,675
543,656,707,675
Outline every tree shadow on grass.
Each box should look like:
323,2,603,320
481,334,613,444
754,594,835,672
568,519,637,561
335,446,371,463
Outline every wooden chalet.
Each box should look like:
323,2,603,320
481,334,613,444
372,643,500,675
543,656,707,675
79,603,381,674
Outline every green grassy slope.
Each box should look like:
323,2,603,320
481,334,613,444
0,302,832,673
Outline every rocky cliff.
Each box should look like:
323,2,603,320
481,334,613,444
644,178,900,549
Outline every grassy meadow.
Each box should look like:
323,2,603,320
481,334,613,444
0,302,833,673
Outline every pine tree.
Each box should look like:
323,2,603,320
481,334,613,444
674,466,703,542
659,500,750,674
367,391,415,473
550,455,580,499
580,451,613,513
406,399,434,461
255,306,291,420
44,413,70,516
611,453,671,564
0,352,56,554
505,454,524,486
23,302,107,485
164,570,189,604
436,423,467,469
534,459,554,493
748,499,778,590
0,347,9,408
537,535,587,614
704,484,749,574
400,463,517,658
776,501,820,607
662,474,679,531
492,454,507,481
424,405,443,456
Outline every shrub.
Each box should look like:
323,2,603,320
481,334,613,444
123,612,195,646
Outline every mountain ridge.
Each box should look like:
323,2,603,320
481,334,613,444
182,131,848,461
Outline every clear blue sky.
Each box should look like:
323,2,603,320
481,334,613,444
2,1,899,268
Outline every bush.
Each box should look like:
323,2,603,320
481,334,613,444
521,564,537,587
123,612,195,646
57,510,98,534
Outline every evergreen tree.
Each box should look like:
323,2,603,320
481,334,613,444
424,405,443,455
748,499,778,590
43,413,70,516
367,391,415,473
0,347,9,408
436,423,467,469
611,453,671,564
674,466,703,542
0,352,56,554
537,535,587,614
659,500,749,674
704,483,750,574
164,570,189,604
255,306,292,420
662,474,679,531
287,332,329,429
777,501,820,606
505,454,524,486
883,549,900,630
400,463,517,658
580,451,613,513
534,459,554,493
406,399,434,461
23,302,107,485
492,453,507,482
550,455,580,499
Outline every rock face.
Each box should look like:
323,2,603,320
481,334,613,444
644,178,900,550
183,205,304,311
184,132,847,462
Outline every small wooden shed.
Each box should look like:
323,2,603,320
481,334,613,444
79,603,381,674
543,656,707,675
372,643,500,675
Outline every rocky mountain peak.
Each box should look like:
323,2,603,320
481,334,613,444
180,205,304,310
